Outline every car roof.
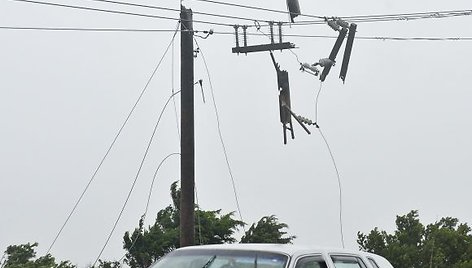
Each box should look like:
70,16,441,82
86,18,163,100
176,243,368,257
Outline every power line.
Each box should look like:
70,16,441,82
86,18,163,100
0,26,180,32
93,89,181,267
45,21,180,256
191,0,471,24
316,126,345,249
7,0,233,27
192,0,325,19
342,9,472,21
118,152,181,264
10,0,179,21
193,37,246,230
291,10,472,26
2,26,471,42
213,31,472,41
311,82,344,248
85,0,261,23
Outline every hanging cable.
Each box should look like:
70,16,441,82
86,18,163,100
45,21,180,255
171,39,181,143
193,37,246,230
118,152,181,263
314,82,323,124
93,90,181,266
195,186,203,245
316,126,345,249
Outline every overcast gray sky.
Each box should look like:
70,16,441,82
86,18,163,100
1,0,471,267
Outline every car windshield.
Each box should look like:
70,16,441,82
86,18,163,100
149,248,289,268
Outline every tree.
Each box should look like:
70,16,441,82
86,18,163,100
89,260,122,268
357,210,472,268
122,182,245,268
2,242,75,268
122,182,296,268
240,215,296,244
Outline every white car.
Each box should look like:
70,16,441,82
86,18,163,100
148,243,394,268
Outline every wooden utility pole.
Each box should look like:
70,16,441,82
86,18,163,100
180,5,195,247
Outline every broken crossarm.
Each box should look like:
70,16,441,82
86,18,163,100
320,28,348,82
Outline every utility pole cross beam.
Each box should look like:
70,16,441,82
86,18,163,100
232,42,295,54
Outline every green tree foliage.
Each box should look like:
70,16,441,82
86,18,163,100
2,242,75,268
357,210,472,268
89,260,122,268
122,182,245,268
240,215,296,244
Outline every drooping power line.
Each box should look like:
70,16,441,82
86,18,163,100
93,89,182,267
45,21,180,256
193,36,246,230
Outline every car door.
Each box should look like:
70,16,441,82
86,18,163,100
294,254,329,268
328,254,369,268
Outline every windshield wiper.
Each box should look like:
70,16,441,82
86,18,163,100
201,255,217,268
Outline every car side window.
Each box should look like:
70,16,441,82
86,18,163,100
367,257,380,268
295,255,328,268
331,255,367,268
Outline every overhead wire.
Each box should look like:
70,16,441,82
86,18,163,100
5,0,471,28
7,0,234,27
171,39,181,143
118,152,181,264
311,82,345,248
2,26,472,42
44,21,180,256
191,0,471,24
317,126,345,249
93,89,182,267
84,0,261,23
192,35,246,231
192,0,325,19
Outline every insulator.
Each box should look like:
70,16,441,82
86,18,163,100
286,0,301,23
301,63,320,75
278,22,283,44
336,18,350,29
296,115,314,125
242,25,248,47
319,58,335,67
327,19,340,32
234,25,240,48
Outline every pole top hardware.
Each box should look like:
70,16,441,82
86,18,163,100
232,22,296,54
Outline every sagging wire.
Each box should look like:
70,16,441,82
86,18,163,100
45,21,180,256
314,81,323,124
195,186,204,245
93,90,181,267
171,37,181,144
295,79,344,249
193,37,246,232
312,81,345,248
117,152,181,264
316,126,345,249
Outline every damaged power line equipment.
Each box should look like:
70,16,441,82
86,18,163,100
232,21,311,144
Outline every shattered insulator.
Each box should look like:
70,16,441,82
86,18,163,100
300,63,320,76
318,58,335,67
327,19,340,31
336,18,350,29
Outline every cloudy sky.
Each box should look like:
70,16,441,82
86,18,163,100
1,0,471,267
